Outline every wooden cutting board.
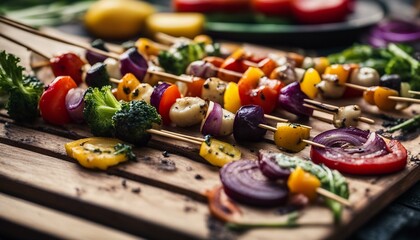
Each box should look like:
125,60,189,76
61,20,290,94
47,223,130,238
0,23,419,240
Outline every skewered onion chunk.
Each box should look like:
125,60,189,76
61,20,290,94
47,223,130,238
333,105,362,128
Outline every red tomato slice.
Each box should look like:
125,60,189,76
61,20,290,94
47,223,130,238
50,53,85,85
310,140,407,175
291,0,350,24
159,85,181,125
39,76,77,125
252,0,292,16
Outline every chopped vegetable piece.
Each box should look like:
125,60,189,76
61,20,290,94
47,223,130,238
199,136,241,167
158,84,182,125
311,127,408,175
278,81,313,117
233,105,267,142
85,39,109,65
170,97,207,127
363,86,377,105
258,150,291,180
274,123,310,152
116,73,141,101
220,159,288,206
373,86,398,111
201,77,227,105
130,83,154,104
120,48,149,82
39,76,77,125
224,82,242,113
65,137,136,170
85,62,111,88
287,167,321,201
135,38,161,57
0,51,44,122
300,68,321,99
333,105,361,128
50,52,85,85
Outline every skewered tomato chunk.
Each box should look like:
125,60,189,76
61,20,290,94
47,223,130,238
274,123,310,152
50,52,85,85
287,166,321,201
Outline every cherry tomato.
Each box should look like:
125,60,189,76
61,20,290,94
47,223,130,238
187,77,205,97
159,85,182,125
39,76,77,125
238,67,283,114
291,0,351,24
252,0,292,16
50,53,85,85
311,139,407,175
174,0,250,13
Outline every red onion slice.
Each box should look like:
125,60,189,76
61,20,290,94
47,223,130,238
120,48,149,81
233,105,267,142
368,20,420,47
220,160,289,207
258,151,291,180
65,88,85,123
150,82,170,113
278,82,313,118
200,101,222,136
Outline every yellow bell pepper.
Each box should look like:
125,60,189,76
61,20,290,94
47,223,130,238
116,73,141,101
373,86,398,111
199,137,241,167
274,123,310,153
313,57,329,74
300,68,321,99
324,64,350,85
363,86,377,105
65,137,135,170
224,82,242,113
287,166,321,201
135,38,161,57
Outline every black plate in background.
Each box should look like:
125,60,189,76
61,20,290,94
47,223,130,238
204,0,385,48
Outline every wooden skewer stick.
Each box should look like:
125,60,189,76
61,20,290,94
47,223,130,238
316,188,351,207
303,100,375,124
257,124,325,148
263,114,288,123
160,130,206,142
408,90,420,95
0,16,119,59
0,33,50,59
311,115,334,124
155,32,191,45
147,129,202,145
345,83,420,104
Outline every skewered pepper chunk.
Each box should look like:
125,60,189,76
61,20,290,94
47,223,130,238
116,73,141,101
199,136,241,167
300,68,321,99
274,123,310,152
287,166,321,201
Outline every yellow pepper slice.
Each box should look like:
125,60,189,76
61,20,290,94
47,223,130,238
287,166,321,201
274,123,310,153
324,64,350,85
135,38,161,57
300,68,321,99
373,86,398,111
363,86,377,105
224,82,242,113
199,137,241,167
116,73,141,101
65,137,135,170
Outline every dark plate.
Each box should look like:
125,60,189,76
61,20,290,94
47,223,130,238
204,0,385,48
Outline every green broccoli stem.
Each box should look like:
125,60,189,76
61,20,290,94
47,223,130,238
226,212,299,230
388,43,419,69
387,115,420,133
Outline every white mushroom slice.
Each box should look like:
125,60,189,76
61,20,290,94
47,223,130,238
219,109,235,136
294,67,306,82
201,77,227,105
333,105,362,128
349,67,380,86
317,74,346,99
131,83,154,104
169,97,208,127
270,64,297,85
104,58,121,79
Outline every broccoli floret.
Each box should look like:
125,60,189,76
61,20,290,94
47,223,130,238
83,86,122,137
112,100,161,146
0,51,44,122
158,42,220,75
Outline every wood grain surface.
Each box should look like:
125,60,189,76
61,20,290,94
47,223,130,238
0,23,419,240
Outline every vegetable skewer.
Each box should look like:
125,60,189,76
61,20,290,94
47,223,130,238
346,83,420,104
